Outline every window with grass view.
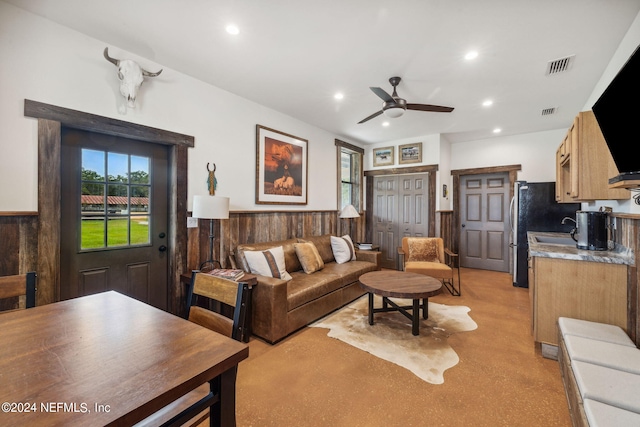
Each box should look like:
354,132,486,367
81,148,151,250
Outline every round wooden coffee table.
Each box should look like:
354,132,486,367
359,270,443,336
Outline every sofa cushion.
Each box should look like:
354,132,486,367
330,235,356,264
244,246,293,281
584,399,640,427
294,242,324,274
298,234,335,264
322,260,378,287
287,270,343,311
406,238,440,262
558,317,635,347
564,335,640,374
237,238,302,273
572,360,640,414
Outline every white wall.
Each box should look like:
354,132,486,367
582,11,640,214
0,2,354,212
450,128,563,182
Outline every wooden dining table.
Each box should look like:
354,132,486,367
0,291,248,426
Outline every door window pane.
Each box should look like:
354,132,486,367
81,148,151,250
108,152,128,183
81,218,105,249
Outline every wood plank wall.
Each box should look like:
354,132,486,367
611,214,640,346
186,211,364,271
0,214,38,310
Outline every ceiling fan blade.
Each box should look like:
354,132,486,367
370,87,394,103
406,103,454,113
357,110,384,124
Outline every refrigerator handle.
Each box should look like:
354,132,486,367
509,196,515,233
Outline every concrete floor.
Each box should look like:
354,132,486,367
235,268,571,427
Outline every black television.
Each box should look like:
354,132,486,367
592,44,640,183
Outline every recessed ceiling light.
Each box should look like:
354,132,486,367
493,128,502,134
382,121,390,127
465,50,478,60
482,100,493,107
226,24,240,35
334,92,344,100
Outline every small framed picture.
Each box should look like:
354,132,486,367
399,143,422,164
373,146,394,167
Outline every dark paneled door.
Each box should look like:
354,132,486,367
460,173,510,272
60,128,169,309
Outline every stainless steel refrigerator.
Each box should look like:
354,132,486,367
510,181,580,288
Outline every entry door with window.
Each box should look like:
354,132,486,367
459,173,510,272
60,129,169,309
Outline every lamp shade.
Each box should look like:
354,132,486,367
192,195,230,219
339,204,360,218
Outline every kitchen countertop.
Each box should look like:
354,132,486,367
527,231,635,265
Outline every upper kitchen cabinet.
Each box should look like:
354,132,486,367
555,111,629,203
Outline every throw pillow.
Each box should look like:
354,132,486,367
294,242,325,274
330,235,356,264
243,246,293,281
407,238,440,263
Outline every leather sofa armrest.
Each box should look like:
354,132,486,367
355,250,381,270
251,274,289,343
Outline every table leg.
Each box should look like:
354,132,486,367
211,366,238,427
412,299,420,336
368,292,374,325
423,298,428,319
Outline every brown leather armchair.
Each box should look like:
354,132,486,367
398,237,460,296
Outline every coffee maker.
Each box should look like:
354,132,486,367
569,211,609,251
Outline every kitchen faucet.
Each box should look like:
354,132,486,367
561,217,576,225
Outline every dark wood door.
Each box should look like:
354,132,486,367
60,128,169,309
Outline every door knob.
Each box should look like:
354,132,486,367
158,245,167,252
461,224,466,228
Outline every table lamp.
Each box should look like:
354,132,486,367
192,195,230,271
340,204,360,241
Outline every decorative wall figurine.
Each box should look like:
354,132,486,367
103,47,163,108
207,163,217,195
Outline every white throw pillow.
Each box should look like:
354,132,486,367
243,246,293,281
330,235,356,264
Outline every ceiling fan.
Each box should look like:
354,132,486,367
358,77,454,124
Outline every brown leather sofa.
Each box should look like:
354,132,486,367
234,234,380,344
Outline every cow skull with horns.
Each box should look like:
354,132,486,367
103,47,163,108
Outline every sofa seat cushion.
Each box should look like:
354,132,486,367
322,260,378,287
584,399,640,427
404,261,452,280
558,317,635,347
564,335,640,374
572,361,640,414
287,269,343,311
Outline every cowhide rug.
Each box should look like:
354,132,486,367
310,295,477,384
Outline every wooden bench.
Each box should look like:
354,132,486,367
557,317,640,426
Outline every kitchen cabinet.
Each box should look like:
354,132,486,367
530,256,627,348
555,111,629,202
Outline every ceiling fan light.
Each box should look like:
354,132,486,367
383,107,405,118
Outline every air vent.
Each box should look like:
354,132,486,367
546,55,575,75
541,107,557,116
